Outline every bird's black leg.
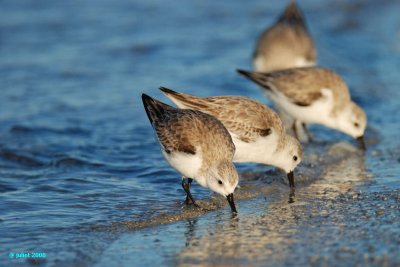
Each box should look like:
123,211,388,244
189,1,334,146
302,122,313,142
184,178,193,204
288,187,296,204
292,120,299,140
181,177,199,207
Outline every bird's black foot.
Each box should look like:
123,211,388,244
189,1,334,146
182,177,199,207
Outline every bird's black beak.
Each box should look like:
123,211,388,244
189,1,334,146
287,171,295,188
226,193,237,214
356,135,366,150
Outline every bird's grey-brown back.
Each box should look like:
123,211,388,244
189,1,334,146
238,67,351,114
160,87,285,143
159,87,302,174
253,1,316,72
237,67,368,140
142,94,235,169
142,94,239,213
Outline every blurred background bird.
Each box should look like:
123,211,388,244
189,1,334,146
253,1,317,72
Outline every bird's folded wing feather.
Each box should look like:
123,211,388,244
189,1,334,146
203,96,284,143
262,67,350,106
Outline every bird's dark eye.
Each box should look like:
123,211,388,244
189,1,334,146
218,180,223,185
293,156,298,161
354,122,359,127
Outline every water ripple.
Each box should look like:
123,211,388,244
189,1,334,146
51,156,104,168
9,125,91,136
0,149,45,167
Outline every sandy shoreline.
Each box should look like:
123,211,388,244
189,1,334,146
95,135,399,266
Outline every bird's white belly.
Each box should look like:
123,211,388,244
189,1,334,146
268,91,333,126
294,57,316,67
253,55,267,72
254,55,315,72
231,132,279,165
162,148,206,187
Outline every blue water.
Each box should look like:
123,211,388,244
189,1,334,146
1,0,399,266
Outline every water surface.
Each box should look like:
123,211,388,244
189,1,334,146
0,0,399,266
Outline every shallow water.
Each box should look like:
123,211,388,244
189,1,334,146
0,0,399,266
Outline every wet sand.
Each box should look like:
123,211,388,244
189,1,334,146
96,133,400,267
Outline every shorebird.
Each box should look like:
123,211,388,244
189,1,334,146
237,67,367,149
142,94,239,213
160,87,302,188
253,1,316,72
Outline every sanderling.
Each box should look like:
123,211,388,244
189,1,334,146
160,87,302,188
237,67,367,149
253,1,316,72
142,94,239,213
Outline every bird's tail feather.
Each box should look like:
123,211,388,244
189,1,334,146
142,93,173,124
159,86,209,110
